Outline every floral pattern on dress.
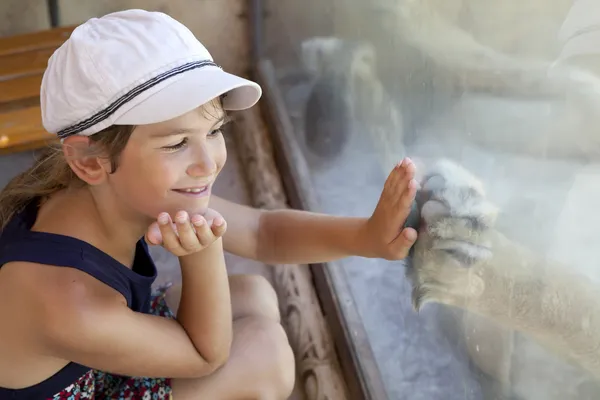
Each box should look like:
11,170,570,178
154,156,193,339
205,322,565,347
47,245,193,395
49,285,175,400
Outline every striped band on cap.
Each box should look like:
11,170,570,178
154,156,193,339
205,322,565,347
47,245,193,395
57,60,221,138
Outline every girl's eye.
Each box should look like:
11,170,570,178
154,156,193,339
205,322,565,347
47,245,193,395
161,129,221,151
208,128,223,137
162,138,188,151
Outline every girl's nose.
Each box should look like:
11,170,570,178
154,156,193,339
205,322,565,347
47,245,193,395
186,148,217,177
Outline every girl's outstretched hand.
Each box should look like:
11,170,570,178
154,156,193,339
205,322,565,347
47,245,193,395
363,157,419,260
145,208,227,257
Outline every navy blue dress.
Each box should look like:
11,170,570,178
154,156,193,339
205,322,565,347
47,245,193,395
0,200,173,399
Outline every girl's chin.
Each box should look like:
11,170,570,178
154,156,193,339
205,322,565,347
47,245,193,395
167,203,210,219
141,196,211,220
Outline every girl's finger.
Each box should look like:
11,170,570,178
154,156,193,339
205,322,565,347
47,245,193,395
145,222,162,245
392,179,418,228
391,227,418,258
191,215,214,246
158,213,183,254
174,211,199,251
211,216,227,237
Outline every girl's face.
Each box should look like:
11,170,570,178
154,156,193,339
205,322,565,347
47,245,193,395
108,102,228,220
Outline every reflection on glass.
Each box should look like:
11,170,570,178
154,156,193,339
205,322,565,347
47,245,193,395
264,0,600,399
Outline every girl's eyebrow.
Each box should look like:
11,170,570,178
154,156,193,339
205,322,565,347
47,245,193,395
151,115,231,138
152,128,197,137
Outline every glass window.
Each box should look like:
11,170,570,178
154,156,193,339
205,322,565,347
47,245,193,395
259,1,600,399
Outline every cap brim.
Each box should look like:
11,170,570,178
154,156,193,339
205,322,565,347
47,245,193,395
115,67,262,125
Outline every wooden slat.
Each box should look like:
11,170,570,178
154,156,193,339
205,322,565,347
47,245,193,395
0,106,55,153
0,48,57,80
0,73,42,103
0,26,73,154
0,106,44,137
0,26,73,57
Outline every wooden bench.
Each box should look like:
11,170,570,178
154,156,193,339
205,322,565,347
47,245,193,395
0,26,74,154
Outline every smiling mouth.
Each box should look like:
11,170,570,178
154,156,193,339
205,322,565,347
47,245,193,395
172,185,210,196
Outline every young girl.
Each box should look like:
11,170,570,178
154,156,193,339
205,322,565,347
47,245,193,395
0,9,418,400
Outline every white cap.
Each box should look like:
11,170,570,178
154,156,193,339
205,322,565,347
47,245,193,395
41,9,262,138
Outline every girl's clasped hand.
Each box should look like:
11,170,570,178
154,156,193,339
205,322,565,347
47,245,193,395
145,208,227,257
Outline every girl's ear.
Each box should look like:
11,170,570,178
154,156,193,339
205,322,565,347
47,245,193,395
62,136,110,185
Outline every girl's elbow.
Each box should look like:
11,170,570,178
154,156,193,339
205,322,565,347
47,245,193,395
187,350,229,378
206,344,231,371
192,337,232,376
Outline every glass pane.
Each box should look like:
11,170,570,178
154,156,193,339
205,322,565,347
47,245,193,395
262,0,600,399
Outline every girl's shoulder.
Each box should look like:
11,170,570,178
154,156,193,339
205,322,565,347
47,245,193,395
0,259,127,360
1,259,127,320
0,196,157,306
0,196,127,321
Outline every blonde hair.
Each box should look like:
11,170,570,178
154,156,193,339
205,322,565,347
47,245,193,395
0,97,226,230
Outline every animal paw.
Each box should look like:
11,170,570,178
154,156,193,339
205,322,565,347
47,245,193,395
409,159,498,310
418,159,499,265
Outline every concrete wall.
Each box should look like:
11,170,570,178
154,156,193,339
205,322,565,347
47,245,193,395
0,0,250,76
0,0,51,36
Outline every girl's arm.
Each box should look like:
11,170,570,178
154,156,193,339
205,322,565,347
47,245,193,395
36,213,230,379
213,196,371,263
212,159,418,264
10,257,225,379
176,236,232,367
